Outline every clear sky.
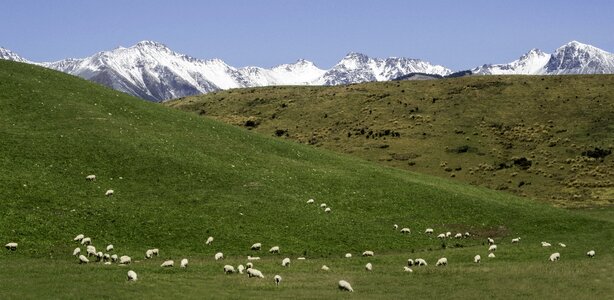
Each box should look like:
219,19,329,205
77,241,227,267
1,0,613,70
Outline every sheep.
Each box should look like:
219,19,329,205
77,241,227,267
251,243,262,251
437,233,446,239
103,254,110,262
105,189,114,196
247,256,260,261
558,243,567,248
86,175,96,181
269,246,280,254
247,268,264,278
454,233,462,239
274,275,282,286
86,247,97,257
345,253,352,258
362,250,374,257
415,258,427,266
393,224,399,230
436,257,448,266
321,265,330,271
246,262,253,269
73,234,85,242
106,245,114,252
219,264,235,274
111,254,118,262
549,252,560,262
511,237,521,243
96,252,104,262
180,258,188,268
488,253,496,258
307,199,315,204
78,255,89,264
324,207,331,213
425,228,434,234
403,266,413,272
72,248,81,256
145,249,154,259
446,232,452,238
365,262,372,271
320,203,327,208
237,264,245,274
119,255,131,264
81,237,92,245
152,249,159,256
407,259,414,266
127,270,137,281
487,238,495,245
587,250,595,258
215,252,224,260
282,257,291,267
488,245,497,252
206,236,214,245
541,242,552,247
338,280,353,292
400,228,411,234
464,232,471,238
474,255,481,263
161,260,174,267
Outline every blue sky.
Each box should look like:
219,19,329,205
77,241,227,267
1,0,613,70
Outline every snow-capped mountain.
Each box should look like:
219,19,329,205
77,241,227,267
0,47,29,63
473,41,614,75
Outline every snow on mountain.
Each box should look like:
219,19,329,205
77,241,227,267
238,59,325,86
0,47,29,63
473,49,551,75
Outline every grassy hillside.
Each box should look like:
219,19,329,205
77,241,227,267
1,60,612,298
167,76,614,208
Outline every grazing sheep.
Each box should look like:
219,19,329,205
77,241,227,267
106,245,114,252
269,246,280,254
127,270,137,281
345,253,352,258
237,264,245,274
415,258,427,266
541,242,552,247
558,243,567,248
247,256,260,261
246,262,253,269
145,249,154,259
86,248,97,257
338,280,353,292
400,228,411,234
307,199,315,204
152,249,159,256
224,265,236,274
446,232,452,238
103,254,110,262
511,237,521,243
362,251,374,257
78,255,89,264
488,253,496,258
425,228,434,234
206,236,214,245
587,250,595,258
407,259,414,266
111,254,118,262
161,260,174,267
247,268,264,278
488,245,497,252
180,258,188,268
320,203,327,208
454,233,462,239
105,189,114,196
365,263,372,271
393,224,399,230
73,248,81,256
251,243,262,251
86,175,96,181
282,257,291,267
324,207,331,213
96,252,104,262
549,252,560,262
73,234,85,242
215,252,224,260
464,232,471,238
321,265,330,271
474,255,481,263
274,275,282,286
437,233,446,239
436,257,448,266
403,266,413,272
119,255,131,265
487,238,495,245
81,237,92,245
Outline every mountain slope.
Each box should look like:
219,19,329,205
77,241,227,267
0,47,29,63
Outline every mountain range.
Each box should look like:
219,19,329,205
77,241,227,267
1,40,613,101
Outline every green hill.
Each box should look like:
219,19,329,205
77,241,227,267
167,76,614,208
1,60,612,298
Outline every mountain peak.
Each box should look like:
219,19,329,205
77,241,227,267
0,47,28,63
133,40,170,51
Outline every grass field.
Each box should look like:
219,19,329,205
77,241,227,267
167,76,614,208
0,60,613,299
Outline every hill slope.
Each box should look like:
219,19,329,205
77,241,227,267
167,76,614,208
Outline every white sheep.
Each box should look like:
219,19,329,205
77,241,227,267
274,275,282,286
474,255,481,263
488,253,496,258
152,249,159,256
246,262,253,269
127,270,137,281
464,232,471,238
247,256,260,261
324,207,331,213
407,259,414,266
365,262,372,271
307,199,315,204
269,246,280,254
161,260,174,267
282,257,291,267
541,241,552,247
487,238,495,245
206,236,214,245
79,254,89,264
96,252,104,262
454,233,462,239
511,237,521,243
111,254,118,262
215,252,224,260
103,254,110,262
106,244,114,252
247,268,264,278
558,243,567,248
86,247,97,257
345,253,352,258
415,258,427,266
321,265,330,271
180,258,188,268
587,250,595,258
73,234,84,242
393,224,399,230
251,243,262,251
425,228,434,234
488,245,497,252
73,247,81,256
338,280,353,292
436,257,448,266
445,232,452,238
400,228,411,234
549,252,560,262
437,233,446,239
403,266,413,272
223,265,236,274
362,250,374,257
237,264,245,274
86,175,96,181
320,203,327,208
145,249,154,259
119,255,131,264
105,189,114,196
81,237,92,245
